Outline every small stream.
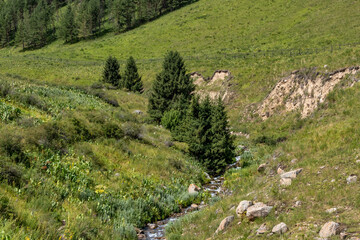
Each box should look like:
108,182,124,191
141,156,241,239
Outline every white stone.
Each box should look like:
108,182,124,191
215,216,234,234
326,208,337,214
319,221,339,238
272,222,288,234
256,223,268,235
236,200,253,216
280,168,303,179
347,175,357,184
246,202,273,219
280,178,292,186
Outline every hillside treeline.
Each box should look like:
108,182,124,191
0,0,197,49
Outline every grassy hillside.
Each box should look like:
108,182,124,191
1,0,360,239
1,0,360,123
0,74,207,239
166,73,360,239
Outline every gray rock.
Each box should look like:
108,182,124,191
291,158,298,164
236,200,253,216
326,208,337,214
256,223,268,235
280,178,292,186
319,221,339,238
347,175,357,184
148,223,157,229
215,216,234,234
272,222,288,234
246,202,273,219
280,168,303,179
133,110,143,115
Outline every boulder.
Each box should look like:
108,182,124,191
319,221,339,238
236,200,253,216
215,216,234,234
257,163,267,172
133,110,143,115
347,175,357,184
280,178,292,186
148,223,157,229
188,184,201,195
246,202,273,219
272,222,288,234
326,208,337,214
256,223,268,235
191,204,199,210
280,168,303,179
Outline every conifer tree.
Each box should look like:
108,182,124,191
210,97,235,166
148,51,194,122
124,56,143,93
58,5,78,43
102,56,121,87
182,96,235,175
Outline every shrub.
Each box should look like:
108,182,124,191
122,123,142,139
0,130,28,166
0,81,11,97
21,94,48,111
102,122,124,139
0,164,24,187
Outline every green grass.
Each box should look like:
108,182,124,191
1,0,360,239
0,75,206,239
1,0,359,124
167,83,360,239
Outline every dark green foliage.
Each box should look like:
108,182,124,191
102,56,121,87
180,96,235,175
148,51,195,122
102,122,124,139
110,0,135,31
0,130,29,166
58,5,78,43
123,56,143,93
161,109,182,131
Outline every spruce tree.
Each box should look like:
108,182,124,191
148,51,194,122
210,97,235,167
183,96,235,175
124,56,143,93
58,5,78,43
102,56,121,87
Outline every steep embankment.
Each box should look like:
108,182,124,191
1,0,360,124
166,67,360,239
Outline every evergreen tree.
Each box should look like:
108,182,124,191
124,56,143,93
102,56,121,87
148,51,194,122
210,97,235,166
58,5,78,43
182,96,235,175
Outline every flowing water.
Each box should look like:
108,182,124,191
141,156,241,239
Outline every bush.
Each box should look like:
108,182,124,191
21,94,48,111
0,130,28,166
0,164,24,187
102,122,124,139
122,123,142,139
0,81,11,97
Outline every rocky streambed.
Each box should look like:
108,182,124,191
141,156,241,239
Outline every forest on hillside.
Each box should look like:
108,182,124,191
0,0,197,49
